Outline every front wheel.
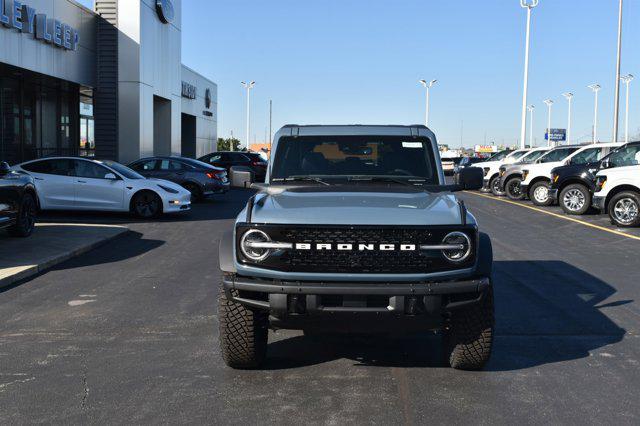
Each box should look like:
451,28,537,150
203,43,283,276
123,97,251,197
443,286,494,370
132,191,162,218
183,183,202,202
504,177,525,200
489,176,502,196
218,285,268,369
530,181,552,206
608,191,640,227
560,184,591,215
8,193,37,237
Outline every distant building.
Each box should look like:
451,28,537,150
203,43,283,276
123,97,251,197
249,143,271,158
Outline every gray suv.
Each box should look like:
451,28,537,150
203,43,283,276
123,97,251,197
217,125,493,370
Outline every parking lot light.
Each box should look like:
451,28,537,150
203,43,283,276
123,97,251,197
612,0,624,143
621,74,634,143
241,81,256,148
527,105,535,147
588,84,601,143
562,93,573,145
543,99,553,147
418,79,437,127
519,0,539,150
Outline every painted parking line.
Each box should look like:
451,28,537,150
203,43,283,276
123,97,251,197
464,191,640,242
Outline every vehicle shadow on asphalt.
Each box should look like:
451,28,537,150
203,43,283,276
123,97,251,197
262,260,628,371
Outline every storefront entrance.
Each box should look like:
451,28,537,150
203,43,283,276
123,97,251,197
181,113,196,158
0,63,88,165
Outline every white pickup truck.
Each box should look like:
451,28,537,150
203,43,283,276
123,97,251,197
478,149,531,195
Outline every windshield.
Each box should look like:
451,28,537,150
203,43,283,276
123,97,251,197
569,147,605,165
270,135,438,184
99,160,145,179
486,150,512,162
521,150,549,162
538,147,579,163
180,158,219,170
509,150,530,160
607,144,640,167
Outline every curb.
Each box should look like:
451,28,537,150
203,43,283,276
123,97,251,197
0,227,130,290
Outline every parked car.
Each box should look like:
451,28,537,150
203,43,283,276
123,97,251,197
498,147,551,200
0,162,38,237
519,145,584,206
198,151,268,182
548,142,624,214
477,149,530,195
441,157,463,176
128,156,229,201
218,124,493,371
593,143,640,227
453,156,484,175
12,157,191,218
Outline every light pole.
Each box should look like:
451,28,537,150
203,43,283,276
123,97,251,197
588,84,601,143
519,0,539,150
612,0,624,142
562,92,573,145
418,79,437,127
241,81,255,148
621,74,634,143
543,99,553,147
527,105,535,147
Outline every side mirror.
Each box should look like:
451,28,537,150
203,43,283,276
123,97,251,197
457,167,483,191
600,158,611,169
0,161,10,176
104,173,118,180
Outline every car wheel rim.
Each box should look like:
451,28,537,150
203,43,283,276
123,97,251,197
507,180,522,196
136,194,158,217
492,179,500,193
563,189,586,211
534,186,548,203
613,198,639,224
22,199,36,231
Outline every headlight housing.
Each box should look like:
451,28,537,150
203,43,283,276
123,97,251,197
239,229,293,262
595,176,607,192
441,231,472,263
483,167,490,177
522,169,529,181
158,184,179,194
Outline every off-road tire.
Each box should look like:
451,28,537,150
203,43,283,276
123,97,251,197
559,183,591,215
529,181,552,206
489,176,502,196
8,193,37,237
608,191,640,228
504,177,525,200
443,286,494,370
218,285,268,369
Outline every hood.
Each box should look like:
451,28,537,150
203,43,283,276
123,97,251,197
147,178,188,192
246,186,466,226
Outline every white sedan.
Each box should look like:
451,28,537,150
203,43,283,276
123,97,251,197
12,157,191,218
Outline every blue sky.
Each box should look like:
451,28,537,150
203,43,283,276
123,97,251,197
80,0,639,148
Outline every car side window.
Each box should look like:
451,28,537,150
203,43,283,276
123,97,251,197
132,160,157,171
231,153,249,162
570,148,600,165
208,154,223,163
170,161,184,171
608,145,640,168
74,160,112,179
23,159,73,176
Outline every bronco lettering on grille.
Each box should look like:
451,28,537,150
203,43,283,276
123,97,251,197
294,243,417,251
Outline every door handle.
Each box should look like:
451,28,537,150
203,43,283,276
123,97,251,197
34,177,44,181
77,180,87,183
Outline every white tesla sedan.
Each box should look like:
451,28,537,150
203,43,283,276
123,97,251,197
12,157,191,218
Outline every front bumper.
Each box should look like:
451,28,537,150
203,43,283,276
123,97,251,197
592,195,606,211
223,274,490,316
548,188,559,203
520,183,529,196
162,193,191,213
203,181,230,195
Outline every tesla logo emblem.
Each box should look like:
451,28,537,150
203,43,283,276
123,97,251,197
155,0,175,24
205,88,212,109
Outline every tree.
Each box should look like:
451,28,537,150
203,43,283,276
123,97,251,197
217,137,241,151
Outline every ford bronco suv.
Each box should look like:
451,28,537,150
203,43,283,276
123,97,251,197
0,161,38,237
217,125,493,370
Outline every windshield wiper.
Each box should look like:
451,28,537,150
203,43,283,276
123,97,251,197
347,176,427,189
272,176,331,186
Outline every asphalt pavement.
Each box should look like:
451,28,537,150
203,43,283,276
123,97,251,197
1,189,639,425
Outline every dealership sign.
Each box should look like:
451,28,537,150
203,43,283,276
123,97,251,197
0,0,79,50
545,128,566,142
156,0,175,24
181,81,197,99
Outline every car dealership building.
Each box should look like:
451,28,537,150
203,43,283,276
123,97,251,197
0,0,217,165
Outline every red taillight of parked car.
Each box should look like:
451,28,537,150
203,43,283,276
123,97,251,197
207,171,227,180
252,161,267,167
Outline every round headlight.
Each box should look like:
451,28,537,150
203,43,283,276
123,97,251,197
240,229,271,262
441,232,472,263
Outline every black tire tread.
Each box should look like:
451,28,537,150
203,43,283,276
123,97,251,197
218,285,268,369
8,193,36,238
444,286,494,370
505,177,524,200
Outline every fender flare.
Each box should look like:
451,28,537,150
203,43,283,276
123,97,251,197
219,229,237,273
474,232,493,278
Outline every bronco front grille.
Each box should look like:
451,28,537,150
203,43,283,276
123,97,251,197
236,224,477,274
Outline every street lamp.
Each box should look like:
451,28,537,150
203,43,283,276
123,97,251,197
588,84,601,143
543,99,553,147
612,0,624,142
418,79,437,127
621,74,634,143
562,92,573,145
241,81,256,148
527,105,535,147
519,0,539,150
